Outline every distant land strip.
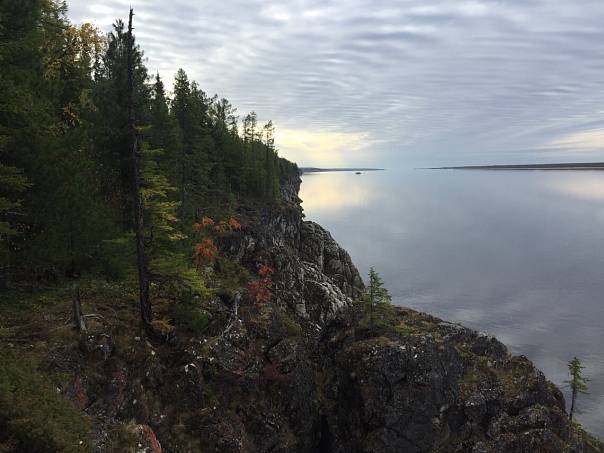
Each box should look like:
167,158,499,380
424,162,604,171
299,167,385,174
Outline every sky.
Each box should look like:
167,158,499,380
66,0,604,169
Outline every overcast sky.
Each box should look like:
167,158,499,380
66,0,604,168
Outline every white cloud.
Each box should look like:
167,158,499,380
546,128,604,151
276,128,374,166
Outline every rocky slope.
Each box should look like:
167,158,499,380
1,170,602,452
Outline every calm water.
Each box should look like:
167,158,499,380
300,169,604,437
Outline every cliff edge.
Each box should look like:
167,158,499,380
0,170,601,452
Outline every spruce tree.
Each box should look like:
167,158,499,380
364,267,392,331
566,356,589,422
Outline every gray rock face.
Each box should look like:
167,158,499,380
221,172,364,326
315,309,600,453
300,221,364,300
321,332,463,452
209,171,602,453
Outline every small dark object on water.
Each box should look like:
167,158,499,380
355,171,362,175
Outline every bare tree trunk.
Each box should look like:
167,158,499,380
180,148,186,221
369,285,374,331
72,284,87,333
220,292,241,338
127,9,154,335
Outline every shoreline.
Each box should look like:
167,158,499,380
424,162,604,171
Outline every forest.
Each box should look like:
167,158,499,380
0,1,296,334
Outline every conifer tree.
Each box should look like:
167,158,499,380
364,267,392,331
172,69,193,222
92,17,150,226
0,1,293,299
566,356,589,422
138,141,202,296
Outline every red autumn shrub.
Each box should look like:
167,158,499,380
201,216,214,226
193,239,218,266
193,216,214,232
228,217,242,231
258,264,274,277
248,278,272,303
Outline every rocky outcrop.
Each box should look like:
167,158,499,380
317,310,596,452
300,221,364,300
221,171,364,326
201,170,602,452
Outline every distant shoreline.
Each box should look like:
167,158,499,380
299,167,385,174
424,162,604,171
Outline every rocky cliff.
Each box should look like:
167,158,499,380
2,170,602,452
201,171,602,452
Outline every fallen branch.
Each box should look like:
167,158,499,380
220,292,241,338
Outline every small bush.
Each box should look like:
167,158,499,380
98,236,135,281
275,310,303,337
0,353,92,452
212,257,250,290
172,293,210,334
391,323,416,336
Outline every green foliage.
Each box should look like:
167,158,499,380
391,323,417,336
98,235,135,281
0,353,92,452
275,308,303,337
567,356,589,394
213,256,252,291
172,292,211,334
0,161,29,236
357,267,393,332
0,4,295,333
566,356,589,421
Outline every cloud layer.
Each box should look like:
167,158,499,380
67,0,604,167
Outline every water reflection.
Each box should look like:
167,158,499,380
548,175,604,202
300,172,374,211
300,170,604,437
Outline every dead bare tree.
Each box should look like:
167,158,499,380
126,8,155,337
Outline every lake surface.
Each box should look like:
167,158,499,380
300,169,604,437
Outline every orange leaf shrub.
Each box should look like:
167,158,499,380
258,264,274,277
193,216,215,232
248,263,274,302
214,221,228,234
247,279,272,303
201,216,214,226
228,218,242,231
193,239,218,266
